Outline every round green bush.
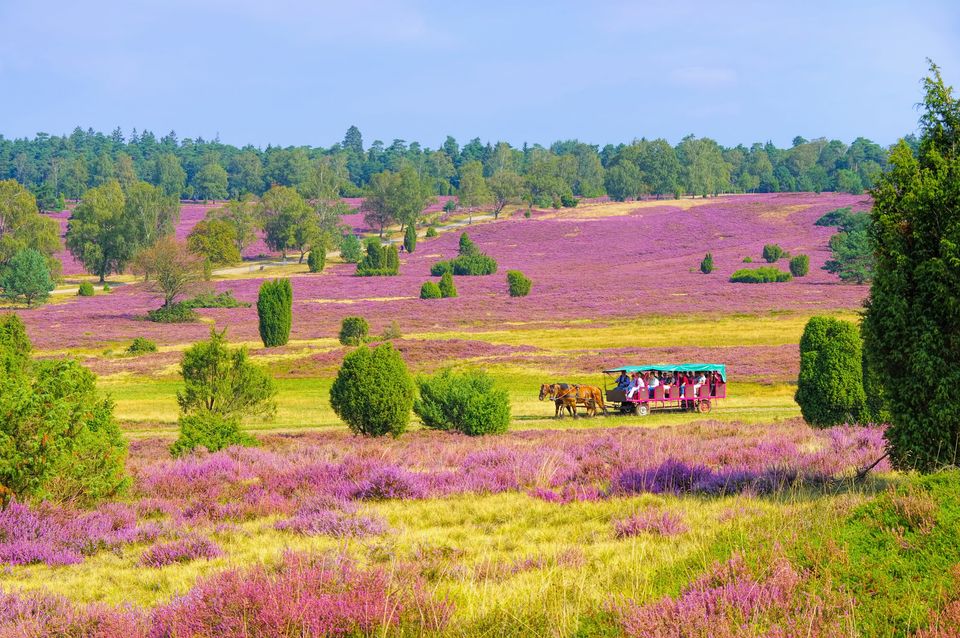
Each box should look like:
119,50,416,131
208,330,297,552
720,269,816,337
729,267,792,283
700,252,714,274
425,227,439,238
257,278,292,347
147,303,199,323
743,256,753,263
170,412,258,458
439,272,457,298
329,343,414,437
795,316,866,427
77,282,95,296
307,246,325,273
506,270,532,297
340,234,362,263
420,281,442,299
789,254,810,277
127,337,158,355
102,283,111,293
339,316,369,345
762,244,785,263
414,369,510,436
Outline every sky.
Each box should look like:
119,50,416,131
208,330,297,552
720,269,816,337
1,0,958,150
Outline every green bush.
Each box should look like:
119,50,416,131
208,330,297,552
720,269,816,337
127,337,158,355
443,199,457,213
743,256,753,263
177,328,277,420
102,283,111,293
814,207,853,227
700,252,714,274
414,369,510,436
147,303,199,323
339,316,369,346
420,281,442,299
329,343,415,437
762,244,785,262
506,270,532,297
524,210,532,218
307,246,325,273
0,248,54,307
439,271,457,298
432,253,499,276
789,254,810,277
560,193,578,208
403,225,417,253
181,290,249,309
0,335,127,505
795,316,866,427
729,267,792,283
77,282,95,296
340,234,362,263
257,278,292,347
381,321,402,341
430,261,452,276
356,241,399,276
458,233,477,256
170,412,258,457
425,227,438,238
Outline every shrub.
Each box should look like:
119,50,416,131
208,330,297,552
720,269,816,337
443,198,457,213
102,283,111,292
77,282,95,296
177,328,277,421
127,337,157,355
146,303,199,323
180,290,249,309
170,412,258,457
419,281,442,299
700,253,714,274
307,246,325,273
762,244,785,262
425,227,438,238
403,225,417,253
340,234,362,263
789,254,810,277
186,218,241,265
439,272,457,298
795,316,866,427
743,256,753,263
414,369,510,435
381,321,402,341
339,316,369,346
139,535,222,567
729,267,792,283
815,206,853,227
506,270,532,297
356,241,399,276
330,343,415,437
257,278,292,347
458,232,477,256
0,340,127,505
524,210,531,218
560,193,578,208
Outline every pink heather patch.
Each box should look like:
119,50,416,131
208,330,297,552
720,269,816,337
138,535,222,568
274,499,387,538
613,510,688,538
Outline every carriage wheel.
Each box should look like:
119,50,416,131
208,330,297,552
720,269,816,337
636,404,649,417
697,400,711,414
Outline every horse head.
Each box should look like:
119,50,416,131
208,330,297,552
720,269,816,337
539,384,555,401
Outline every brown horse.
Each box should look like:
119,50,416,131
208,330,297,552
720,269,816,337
539,383,607,418
540,383,577,418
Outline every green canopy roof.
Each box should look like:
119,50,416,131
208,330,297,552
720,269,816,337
603,363,727,382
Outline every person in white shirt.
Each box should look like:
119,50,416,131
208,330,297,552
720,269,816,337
647,373,660,398
626,373,645,399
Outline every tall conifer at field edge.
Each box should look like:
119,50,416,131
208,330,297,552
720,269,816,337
257,278,292,347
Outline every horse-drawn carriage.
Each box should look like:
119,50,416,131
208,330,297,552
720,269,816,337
603,364,726,416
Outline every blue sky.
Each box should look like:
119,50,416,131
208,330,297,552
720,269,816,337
1,1,957,149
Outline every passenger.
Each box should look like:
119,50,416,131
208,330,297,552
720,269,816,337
626,373,645,399
694,372,706,394
678,372,689,398
615,371,631,391
647,372,661,398
663,373,675,398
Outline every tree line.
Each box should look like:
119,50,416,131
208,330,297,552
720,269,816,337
0,125,908,211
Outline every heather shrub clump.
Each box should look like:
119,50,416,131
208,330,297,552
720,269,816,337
730,267,791,283
180,290,249,309
138,535,222,567
506,270,532,297
330,343,414,437
257,278,292,347
414,369,511,435
276,499,387,537
614,510,688,538
146,303,198,323
126,337,157,355
420,281,442,299
77,281,95,296
338,316,369,345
